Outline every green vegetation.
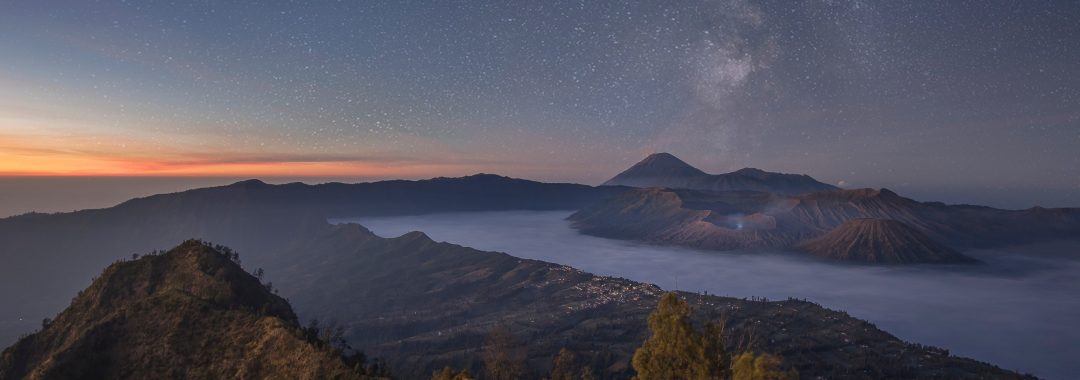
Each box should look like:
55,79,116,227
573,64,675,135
551,348,577,380
730,352,797,380
632,293,795,380
432,366,474,380
482,326,527,380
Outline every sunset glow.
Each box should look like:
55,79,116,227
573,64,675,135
0,152,476,178
0,129,480,177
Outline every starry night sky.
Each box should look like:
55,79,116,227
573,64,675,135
1,1,1078,205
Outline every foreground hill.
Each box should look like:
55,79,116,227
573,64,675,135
0,240,369,380
602,153,836,195
569,187,1080,263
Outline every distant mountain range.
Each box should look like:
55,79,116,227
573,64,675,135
107,173,620,219
569,186,1080,264
603,153,837,194
0,240,375,379
574,154,1080,264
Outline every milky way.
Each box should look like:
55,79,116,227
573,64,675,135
1,1,1077,206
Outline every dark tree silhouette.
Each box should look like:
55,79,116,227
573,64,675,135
482,326,526,380
551,347,576,380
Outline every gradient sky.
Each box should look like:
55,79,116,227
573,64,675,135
1,1,1078,201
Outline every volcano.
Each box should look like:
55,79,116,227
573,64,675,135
603,153,837,195
796,218,975,264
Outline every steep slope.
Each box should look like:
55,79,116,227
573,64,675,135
602,153,707,187
796,218,974,264
0,240,368,380
602,153,836,194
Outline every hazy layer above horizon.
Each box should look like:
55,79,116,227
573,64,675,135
0,176,1076,218
0,176,372,218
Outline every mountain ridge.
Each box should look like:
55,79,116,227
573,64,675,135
603,153,838,195
569,186,1080,263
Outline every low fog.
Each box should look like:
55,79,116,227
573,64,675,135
340,211,1080,380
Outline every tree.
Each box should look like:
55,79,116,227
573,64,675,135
343,351,368,375
366,358,392,378
551,347,576,380
432,366,474,380
632,292,707,379
730,352,797,380
697,320,730,379
580,366,596,380
318,320,349,351
482,326,526,380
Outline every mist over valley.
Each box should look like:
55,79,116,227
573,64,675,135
344,210,1080,379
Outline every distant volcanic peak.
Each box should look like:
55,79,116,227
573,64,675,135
633,153,706,175
796,218,974,264
603,153,835,194
638,152,698,167
605,152,707,182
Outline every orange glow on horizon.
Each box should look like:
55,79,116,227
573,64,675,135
0,152,464,177
0,139,473,178
0,134,478,178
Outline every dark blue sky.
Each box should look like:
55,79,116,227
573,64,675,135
1,1,1077,206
